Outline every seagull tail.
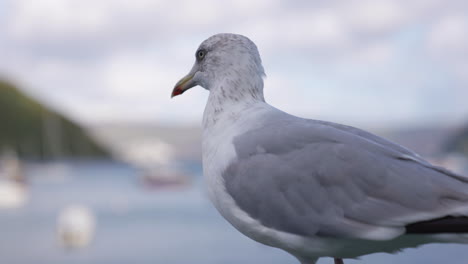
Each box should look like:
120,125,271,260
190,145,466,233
406,216,468,243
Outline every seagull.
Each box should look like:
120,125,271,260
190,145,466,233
171,33,468,264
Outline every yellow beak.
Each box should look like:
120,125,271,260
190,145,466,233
171,73,196,98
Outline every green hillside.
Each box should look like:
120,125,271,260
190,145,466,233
0,80,109,159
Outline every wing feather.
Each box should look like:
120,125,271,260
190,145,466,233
223,117,468,240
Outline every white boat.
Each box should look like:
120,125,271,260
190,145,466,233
113,138,192,190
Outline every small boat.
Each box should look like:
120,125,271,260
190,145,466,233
140,165,190,190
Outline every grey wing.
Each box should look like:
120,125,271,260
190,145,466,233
315,120,425,162
223,118,468,240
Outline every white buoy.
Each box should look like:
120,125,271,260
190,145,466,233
57,205,96,249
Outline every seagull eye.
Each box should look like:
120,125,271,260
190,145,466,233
197,50,206,60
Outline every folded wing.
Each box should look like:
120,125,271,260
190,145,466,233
223,116,468,240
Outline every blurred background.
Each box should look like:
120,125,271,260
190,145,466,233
0,0,468,263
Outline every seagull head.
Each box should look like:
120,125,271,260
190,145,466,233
171,33,265,98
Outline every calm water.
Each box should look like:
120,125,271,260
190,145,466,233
0,160,467,264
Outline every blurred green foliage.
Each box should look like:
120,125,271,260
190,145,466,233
0,80,109,159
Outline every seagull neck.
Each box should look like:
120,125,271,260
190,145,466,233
203,77,265,129
209,75,265,103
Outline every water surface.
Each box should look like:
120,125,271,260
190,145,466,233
0,160,466,264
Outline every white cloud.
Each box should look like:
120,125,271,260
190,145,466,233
102,54,159,98
344,0,408,36
454,63,468,83
427,15,468,58
9,0,111,40
345,40,395,65
427,14,468,84
1,0,468,127
284,9,350,49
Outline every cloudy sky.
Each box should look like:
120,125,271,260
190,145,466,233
0,0,467,128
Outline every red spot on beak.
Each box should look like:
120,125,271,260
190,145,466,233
171,86,184,98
